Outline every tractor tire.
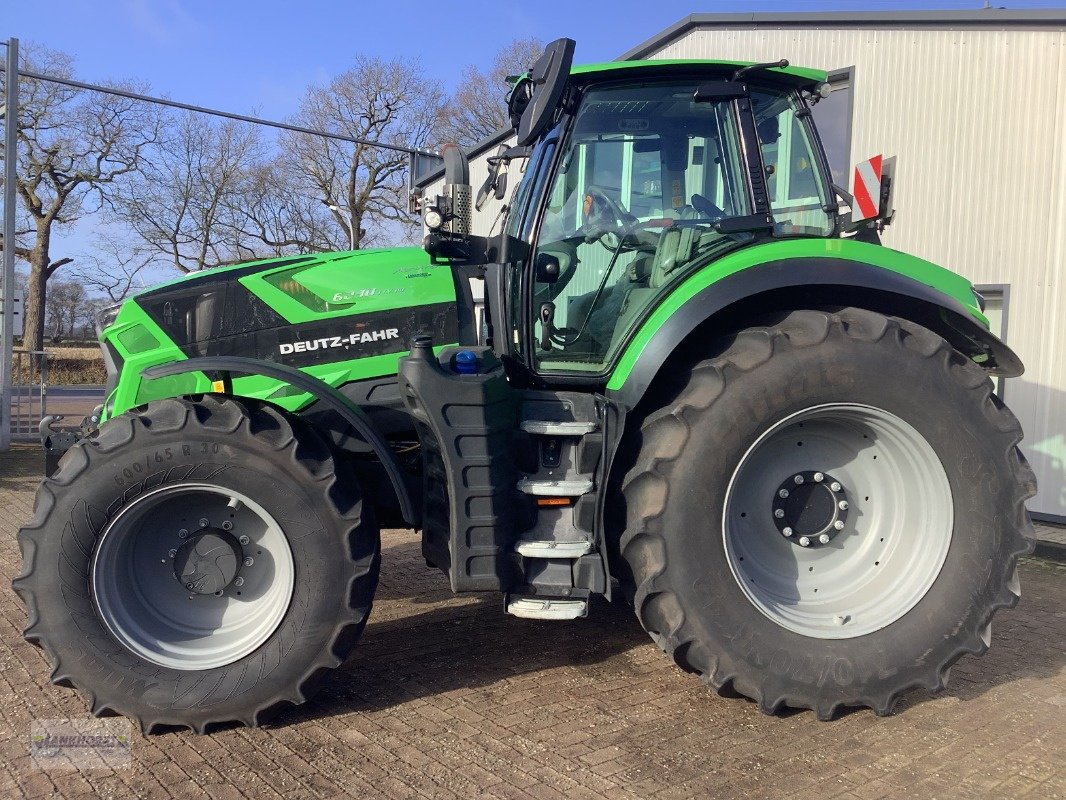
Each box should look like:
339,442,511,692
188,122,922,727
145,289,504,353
14,395,380,733
619,308,1035,719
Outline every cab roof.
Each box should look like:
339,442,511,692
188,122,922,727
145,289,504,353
567,59,827,86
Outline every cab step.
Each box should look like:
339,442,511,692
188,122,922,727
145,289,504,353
520,420,598,436
506,593,589,620
514,539,591,558
517,477,594,496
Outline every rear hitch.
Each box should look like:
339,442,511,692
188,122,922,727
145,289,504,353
40,408,100,476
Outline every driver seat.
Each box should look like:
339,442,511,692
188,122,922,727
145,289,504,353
648,205,700,288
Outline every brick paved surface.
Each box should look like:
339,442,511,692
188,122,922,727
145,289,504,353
1,442,1064,799
1034,522,1066,547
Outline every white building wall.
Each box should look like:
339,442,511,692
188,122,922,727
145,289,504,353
649,25,1066,519
423,23,1066,518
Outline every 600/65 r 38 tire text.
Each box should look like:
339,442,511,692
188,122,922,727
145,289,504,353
619,308,1035,719
14,395,380,733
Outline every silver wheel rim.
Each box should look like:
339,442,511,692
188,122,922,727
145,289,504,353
723,403,952,639
92,483,295,670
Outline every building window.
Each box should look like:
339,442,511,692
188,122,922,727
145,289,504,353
975,284,1011,398
810,67,854,189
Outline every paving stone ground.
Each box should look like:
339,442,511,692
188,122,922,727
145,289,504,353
1035,522,1066,546
0,443,1064,799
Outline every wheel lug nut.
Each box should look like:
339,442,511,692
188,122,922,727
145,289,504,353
238,535,250,546
243,557,254,567
833,520,845,530
178,528,188,539
838,500,849,510
799,536,811,547
793,475,804,484
774,509,785,519
234,577,244,587
830,482,842,492
168,549,177,558
782,527,793,537
222,520,233,531
818,534,831,544
778,488,789,499
198,518,210,528
813,472,824,482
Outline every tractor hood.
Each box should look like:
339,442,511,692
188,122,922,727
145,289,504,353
99,247,463,419
125,247,460,356
133,247,456,316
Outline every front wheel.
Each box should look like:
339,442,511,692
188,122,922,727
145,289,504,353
619,308,1035,719
14,395,380,733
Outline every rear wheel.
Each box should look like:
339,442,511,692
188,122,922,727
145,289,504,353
619,308,1035,718
14,395,380,733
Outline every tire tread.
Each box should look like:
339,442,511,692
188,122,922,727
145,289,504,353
620,308,1034,719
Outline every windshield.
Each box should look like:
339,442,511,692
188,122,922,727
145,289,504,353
530,80,756,374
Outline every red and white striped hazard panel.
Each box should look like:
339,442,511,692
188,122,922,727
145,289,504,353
852,154,883,222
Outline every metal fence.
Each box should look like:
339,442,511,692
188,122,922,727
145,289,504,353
9,349,48,441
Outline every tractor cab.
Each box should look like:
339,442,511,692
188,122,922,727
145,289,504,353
424,42,845,383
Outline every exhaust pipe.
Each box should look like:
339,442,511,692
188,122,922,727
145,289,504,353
439,143,472,235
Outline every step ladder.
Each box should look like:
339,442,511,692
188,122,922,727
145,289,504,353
506,392,604,620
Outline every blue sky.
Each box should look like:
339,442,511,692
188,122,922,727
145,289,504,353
6,0,1063,120
3,0,1063,286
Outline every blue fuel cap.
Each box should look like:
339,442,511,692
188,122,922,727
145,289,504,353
454,350,478,375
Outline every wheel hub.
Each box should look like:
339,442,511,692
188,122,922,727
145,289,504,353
173,528,242,594
772,470,849,547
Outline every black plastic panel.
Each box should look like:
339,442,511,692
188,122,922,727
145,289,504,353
399,340,519,592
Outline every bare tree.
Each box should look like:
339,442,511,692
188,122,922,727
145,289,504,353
275,55,444,250
0,43,163,353
44,279,88,341
435,38,543,148
70,234,157,301
114,112,265,273
114,56,441,268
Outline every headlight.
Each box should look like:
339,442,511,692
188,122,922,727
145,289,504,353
424,207,444,230
95,302,123,337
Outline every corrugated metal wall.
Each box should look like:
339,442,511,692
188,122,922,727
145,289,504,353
650,25,1065,519
426,23,1066,518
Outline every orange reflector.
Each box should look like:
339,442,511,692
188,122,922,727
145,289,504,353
211,380,225,393
536,497,573,507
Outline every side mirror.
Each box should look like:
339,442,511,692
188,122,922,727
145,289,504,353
494,171,508,201
516,38,576,147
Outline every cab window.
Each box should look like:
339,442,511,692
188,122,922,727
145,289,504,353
530,81,753,375
751,90,834,237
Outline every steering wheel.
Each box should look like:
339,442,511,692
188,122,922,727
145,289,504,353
580,186,639,249
690,193,727,221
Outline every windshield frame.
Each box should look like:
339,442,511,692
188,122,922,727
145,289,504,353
508,75,835,386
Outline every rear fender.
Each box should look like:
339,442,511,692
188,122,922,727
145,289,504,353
608,256,1023,410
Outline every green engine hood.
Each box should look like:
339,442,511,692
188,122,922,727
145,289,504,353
136,247,456,322
102,248,461,419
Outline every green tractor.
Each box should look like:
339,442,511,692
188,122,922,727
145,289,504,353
15,40,1034,732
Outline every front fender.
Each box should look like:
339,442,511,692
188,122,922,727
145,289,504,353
608,239,1022,409
141,357,419,527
